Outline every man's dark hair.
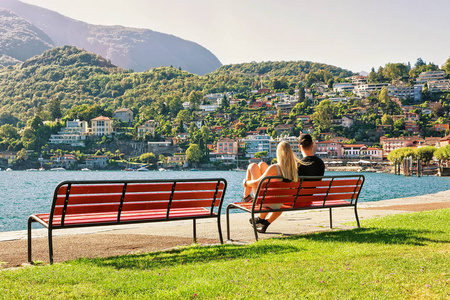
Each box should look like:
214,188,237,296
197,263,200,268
299,134,313,148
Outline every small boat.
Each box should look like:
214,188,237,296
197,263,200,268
137,167,149,172
189,169,198,171
81,168,90,171
26,169,38,172
5,168,13,171
158,168,167,172
39,167,45,171
50,167,66,171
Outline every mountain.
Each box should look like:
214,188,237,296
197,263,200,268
0,0,222,75
0,8,53,66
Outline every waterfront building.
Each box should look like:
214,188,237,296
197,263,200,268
113,108,133,126
316,141,343,158
137,120,158,139
242,134,274,159
49,119,88,147
364,147,383,160
91,116,113,136
342,144,366,158
210,138,239,165
166,154,186,168
0,151,17,165
380,136,424,158
85,155,108,169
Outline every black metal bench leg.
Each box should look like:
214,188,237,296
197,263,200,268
193,219,197,244
217,215,223,244
329,208,333,229
251,213,259,241
27,217,33,263
48,228,54,264
226,205,232,241
354,206,361,228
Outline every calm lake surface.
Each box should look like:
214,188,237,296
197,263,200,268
1,170,450,232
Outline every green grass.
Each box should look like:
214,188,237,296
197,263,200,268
1,209,449,299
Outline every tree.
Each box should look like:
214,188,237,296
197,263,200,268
381,114,394,126
221,94,229,109
434,145,450,161
415,146,436,165
139,152,157,165
298,85,306,103
186,143,203,165
176,110,191,123
311,99,333,132
254,151,268,161
48,98,62,120
0,124,19,140
445,57,450,76
188,91,203,109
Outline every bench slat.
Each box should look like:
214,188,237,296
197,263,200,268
258,186,361,196
55,191,224,205
57,182,225,195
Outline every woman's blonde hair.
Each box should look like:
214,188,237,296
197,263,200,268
276,141,298,182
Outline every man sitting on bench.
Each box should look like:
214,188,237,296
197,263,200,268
243,134,325,233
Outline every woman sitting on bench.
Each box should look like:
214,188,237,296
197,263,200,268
242,141,298,233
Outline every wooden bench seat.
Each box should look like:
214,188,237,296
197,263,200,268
28,178,227,264
226,175,364,241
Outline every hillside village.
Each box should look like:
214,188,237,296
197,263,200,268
1,57,450,170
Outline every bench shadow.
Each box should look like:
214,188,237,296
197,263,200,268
78,243,305,270
279,227,449,246
77,227,449,270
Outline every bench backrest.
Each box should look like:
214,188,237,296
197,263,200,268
252,175,364,211
49,178,227,227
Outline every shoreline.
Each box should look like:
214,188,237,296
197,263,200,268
2,188,450,239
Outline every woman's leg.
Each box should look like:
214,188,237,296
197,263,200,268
267,212,282,223
243,163,263,197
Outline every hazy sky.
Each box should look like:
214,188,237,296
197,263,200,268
21,0,450,73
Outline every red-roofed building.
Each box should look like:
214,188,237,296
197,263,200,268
439,134,450,147
342,144,366,158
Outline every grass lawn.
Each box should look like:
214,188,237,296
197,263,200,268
1,209,449,299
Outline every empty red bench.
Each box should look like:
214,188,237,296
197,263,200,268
28,178,227,264
226,175,364,241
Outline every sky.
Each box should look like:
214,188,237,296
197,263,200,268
20,0,450,73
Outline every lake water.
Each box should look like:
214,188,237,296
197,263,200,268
1,170,450,232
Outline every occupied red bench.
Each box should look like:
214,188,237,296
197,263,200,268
226,175,364,241
28,178,227,264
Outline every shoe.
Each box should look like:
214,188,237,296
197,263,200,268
256,219,271,233
249,217,263,225
242,195,253,202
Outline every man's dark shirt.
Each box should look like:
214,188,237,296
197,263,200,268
297,156,325,177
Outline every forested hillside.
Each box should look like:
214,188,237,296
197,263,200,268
0,46,353,125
